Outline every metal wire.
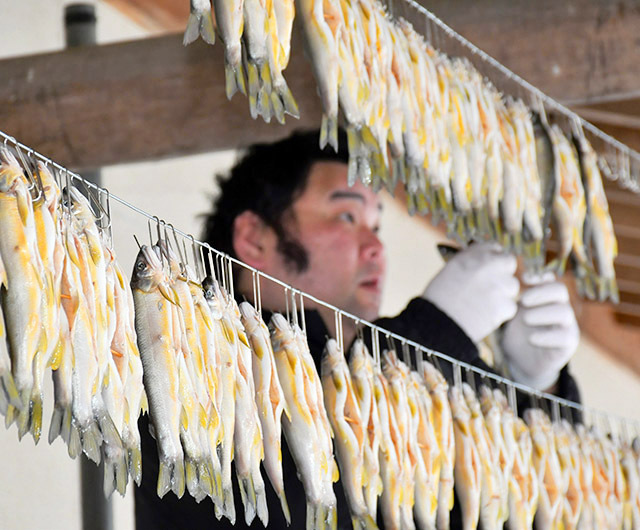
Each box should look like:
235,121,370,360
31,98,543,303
3,129,640,432
400,0,640,193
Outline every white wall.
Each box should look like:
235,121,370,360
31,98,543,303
1,2,640,530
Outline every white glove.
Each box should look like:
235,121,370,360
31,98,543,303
423,242,519,343
501,272,580,391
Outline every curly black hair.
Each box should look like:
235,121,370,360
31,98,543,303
202,129,348,273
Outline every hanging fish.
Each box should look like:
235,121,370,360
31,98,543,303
575,134,618,303
270,312,336,530
131,245,186,499
421,361,455,530
448,384,481,530
240,301,291,524
348,339,382,521
212,0,247,99
184,0,216,45
321,338,376,530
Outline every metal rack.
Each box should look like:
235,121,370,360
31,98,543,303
2,128,639,439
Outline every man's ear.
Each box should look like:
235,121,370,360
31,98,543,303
232,211,271,268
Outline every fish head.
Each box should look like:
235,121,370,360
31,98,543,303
130,244,165,293
0,149,26,193
269,312,296,352
154,239,183,280
321,338,346,378
35,162,62,210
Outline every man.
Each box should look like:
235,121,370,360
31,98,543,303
135,129,580,529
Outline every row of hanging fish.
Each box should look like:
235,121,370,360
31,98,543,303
0,148,146,497
184,0,618,302
295,0,618,302
131,240,339,527
184,0,299,123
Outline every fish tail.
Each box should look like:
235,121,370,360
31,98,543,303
353,514,378,530
238,475,258,525
255,474,268,526
185,459,200,498
98,411,123,450
5,403,17,428
183,14,201,46
306,502,315,530
48,404,64,444
198,460,214,498
173,458,186,498
224,64,239,100
246,61,261,119
29,390,43,444
278,488,291,525
16,389,31,440
200,10,216,45
320,114,339,152
68,420,82,459
82,422,103,464
223,484,236,524
258,86,272,123
599,276,619,304
129,446,143,486
1,370,20,409
315,503,326,530
278,80,299,118
270,92,286,124
328,505,338,530
115,454,129,496
157,460,172,498
103,457,117,498
0,386,7,417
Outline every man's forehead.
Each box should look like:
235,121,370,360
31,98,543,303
305,161,383,208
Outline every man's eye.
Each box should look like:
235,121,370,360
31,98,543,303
339,212,355,223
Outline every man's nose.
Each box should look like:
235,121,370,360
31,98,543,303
361,229,384,262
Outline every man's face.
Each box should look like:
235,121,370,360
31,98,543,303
263,161,386,322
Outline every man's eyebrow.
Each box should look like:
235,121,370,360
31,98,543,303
329,190,366,202
328,190,383,211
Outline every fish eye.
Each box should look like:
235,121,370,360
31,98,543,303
136,260,147,272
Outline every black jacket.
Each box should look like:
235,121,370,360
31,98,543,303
134,297,581,529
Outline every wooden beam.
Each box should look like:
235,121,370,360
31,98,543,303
416,0,640,106
0,32,321,169
104,0,187,33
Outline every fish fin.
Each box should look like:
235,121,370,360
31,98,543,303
258,87,272,123
183,14,201,46
278,489,291,525
320,114,338,152
173,458,186,498
198,461,214,497
599,277,619,304
129,446,143,486
200,10,216,45
157,461,172,498
279,81,299,119
68,421,82,459
49,405,63,444
0,386,7,417
5,403,17,428
223,483,236,524
352,514,377,530
115,455,129,496
185,459,199,498
246,62,261,120
270,92,286,125
140,390,149,414
16,390,32,440
98,411,123,450
1,370,20,409
257,485,268,526
48,337,65,371
180,405,189,431
103,458,117,498
238,475,257,525
82,423,102,464
306,502,315,530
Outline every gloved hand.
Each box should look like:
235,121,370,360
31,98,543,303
501,272,580,391
423,242,519,343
